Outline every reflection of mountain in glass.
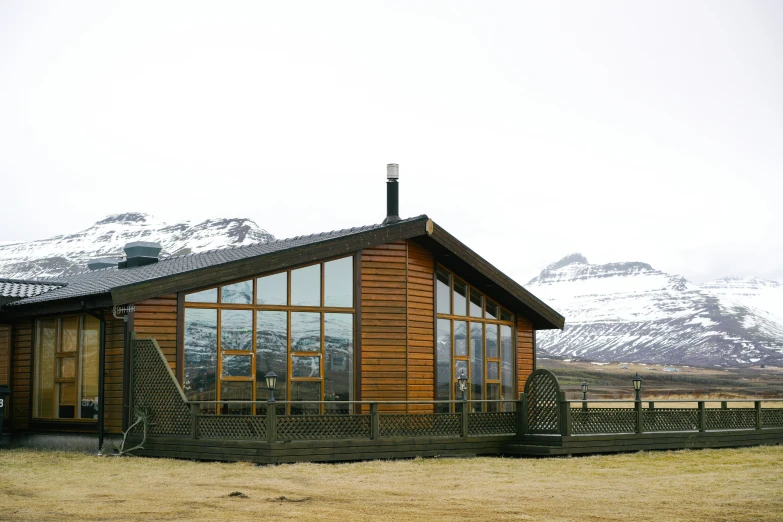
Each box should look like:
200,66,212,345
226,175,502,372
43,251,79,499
184,309,217,400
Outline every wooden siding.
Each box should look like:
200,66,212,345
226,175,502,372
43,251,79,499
132,295,178,372
0,324,9,386
360,242,408,412
10,321,33,430
406,241,435,413
517,317,534,395
103,311,125,434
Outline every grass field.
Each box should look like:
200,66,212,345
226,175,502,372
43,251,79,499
540,358,783,400
1,446,783,521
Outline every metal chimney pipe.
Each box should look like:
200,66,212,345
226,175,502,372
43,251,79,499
383,163,401,225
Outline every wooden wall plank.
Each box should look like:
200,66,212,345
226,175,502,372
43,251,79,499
360,242,408,412
517,316,534,396
103,310,125,434
133,295,178,373
10,321,33,430
406,240,434,413
0,324,9,387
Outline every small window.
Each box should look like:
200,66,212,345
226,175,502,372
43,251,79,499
469,289,483,318
324,257,353,307
257,272,287,305
221,280,253,304
453,279,468,316
500,308,513,322
291,264,321,307
436,268,451,315
485,300,498,320
186,288,218,303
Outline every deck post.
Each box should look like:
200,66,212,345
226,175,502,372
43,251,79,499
721,401,728,410
190,403,198,439
370,403,379,439
460,402,469,438
648,401,655,411
516,394,528,437
756,401,762,430
559,392,572,437
698,401,706,432
635,400,643,434
266,405,277,444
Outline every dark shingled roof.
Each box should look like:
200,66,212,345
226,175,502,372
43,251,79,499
5,216,426,307
0,278,66,299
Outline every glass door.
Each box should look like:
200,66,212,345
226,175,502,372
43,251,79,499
218,309,254,414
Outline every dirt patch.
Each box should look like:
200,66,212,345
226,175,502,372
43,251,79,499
269,495,312,503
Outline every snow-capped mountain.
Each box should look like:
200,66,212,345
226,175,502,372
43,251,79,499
0,212,275,279
528,254,783,367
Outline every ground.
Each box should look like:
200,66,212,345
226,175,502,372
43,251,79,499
1,446,782,521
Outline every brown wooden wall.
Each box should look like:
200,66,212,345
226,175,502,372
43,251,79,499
359,241,408,412
0,324,9,386
406,241,435,412
10,320,33,430
103,311,125,434
132,295,178,372
517,317,534,394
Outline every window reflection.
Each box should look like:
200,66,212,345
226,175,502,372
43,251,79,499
256,311,287,404
324,257,353,307
221,310,253,351
453,279,468,316
469,289,483,318
257,272,287,305
436,269,451,315
186,288,218,303
291,264,321,306
291,312,321,352
324,313,353,412
184,308,218,403
222,280,253,304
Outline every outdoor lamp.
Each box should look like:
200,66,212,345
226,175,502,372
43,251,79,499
457,370,468,401
581,381,588,401
632,373,642,401
265,371,278,403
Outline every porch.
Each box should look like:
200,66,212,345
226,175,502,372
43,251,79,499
127,338,783,463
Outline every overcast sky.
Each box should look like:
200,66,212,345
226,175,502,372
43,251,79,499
1,1,781,284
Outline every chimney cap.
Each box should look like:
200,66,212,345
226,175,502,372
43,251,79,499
387,163,399,180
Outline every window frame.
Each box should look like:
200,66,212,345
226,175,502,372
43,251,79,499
32,314,100,422
435,264,516,412
183,255,356,414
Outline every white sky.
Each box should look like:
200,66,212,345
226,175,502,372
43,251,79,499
1,1,781,285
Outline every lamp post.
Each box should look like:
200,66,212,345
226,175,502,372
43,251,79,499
457,370,468,401
265,371,278,403
581,381,588,401
632,373,642,401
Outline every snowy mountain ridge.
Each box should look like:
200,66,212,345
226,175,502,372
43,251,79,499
528,254,783,368
0,212,275,279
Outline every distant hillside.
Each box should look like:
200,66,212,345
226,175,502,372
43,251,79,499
527,254,783,367
0,212,275,279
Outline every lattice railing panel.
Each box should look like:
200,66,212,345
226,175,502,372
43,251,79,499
525,370,560,434
276,415,371,441
132,339,191,436
706,409,757,430
571,408,636,434
468,412,516,436
379,414,461,438
761,409,783,428
198,415,266,440
643,409,699,432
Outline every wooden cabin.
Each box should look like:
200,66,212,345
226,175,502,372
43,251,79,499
0,166,564,457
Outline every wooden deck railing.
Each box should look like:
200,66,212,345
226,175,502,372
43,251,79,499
562,399,783,436
185,400,519,442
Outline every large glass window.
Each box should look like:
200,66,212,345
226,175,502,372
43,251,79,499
33,315,100,420
435,265,516,411
184,256,355,414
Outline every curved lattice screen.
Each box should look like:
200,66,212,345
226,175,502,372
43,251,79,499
523,369,561,434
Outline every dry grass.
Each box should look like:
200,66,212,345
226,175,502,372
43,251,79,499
2,447,783,521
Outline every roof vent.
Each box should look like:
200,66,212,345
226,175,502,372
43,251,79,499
382,163,401,225
118,241,162,269
87,258,123,271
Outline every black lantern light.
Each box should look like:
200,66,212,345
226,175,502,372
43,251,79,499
457,370,468,401
632,373,642,401
265,371,278,403
581,381,588,401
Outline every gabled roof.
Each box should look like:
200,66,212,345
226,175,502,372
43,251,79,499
1,215,565,329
